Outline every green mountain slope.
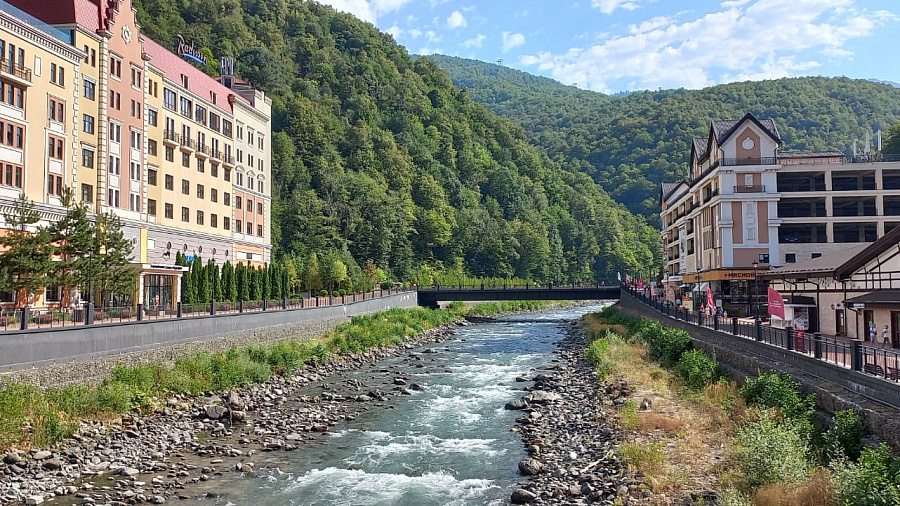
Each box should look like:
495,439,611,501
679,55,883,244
133,0,659,283
430,55,900,217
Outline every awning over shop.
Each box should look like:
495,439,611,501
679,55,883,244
844,290,900,306
784,295,816,307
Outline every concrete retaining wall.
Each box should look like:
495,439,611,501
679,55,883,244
619,294,900,449
0,292,417,372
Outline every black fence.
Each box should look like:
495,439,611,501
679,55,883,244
624,286,890,381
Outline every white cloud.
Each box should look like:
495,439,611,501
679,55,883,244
419,46,443,55
386,24,403,38
408,28,423,38
316,0,412,24
502,31,526,52
462,34,486,48
425,30,441,43
447,10,467,29
520,0,892,92
591,0,641,14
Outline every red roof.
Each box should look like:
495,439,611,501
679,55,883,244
5,0,101,32
142,38,244,114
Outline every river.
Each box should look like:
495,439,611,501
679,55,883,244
189,303,606,506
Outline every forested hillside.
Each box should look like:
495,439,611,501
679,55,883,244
132,0,659,283
430,55,900,216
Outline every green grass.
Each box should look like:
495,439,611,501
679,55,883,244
0,302,547,449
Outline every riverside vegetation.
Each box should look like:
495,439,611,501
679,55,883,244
585,306,900,506
0,301,547,451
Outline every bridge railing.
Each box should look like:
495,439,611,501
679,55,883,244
422,282,611,291
622,286,884,382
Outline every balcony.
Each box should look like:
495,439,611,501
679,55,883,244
0,60,32,86
223,153,235,167
180,137,197,152
721,157,776,166
162,129,179,147
196,143,210,159
211,150,223,162
734,185,766,193
703,188,719,203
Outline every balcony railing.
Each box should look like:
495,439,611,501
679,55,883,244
163,129,179,143
721,157,777,166
734,185,766,193
703,188,719,203
181,137,197,150
0,60,31,82
223,153,235,165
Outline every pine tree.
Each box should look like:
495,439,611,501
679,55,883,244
250,267,261,301
0,195,54,305
93,212,136,307
261,264,271,301
222,260,236,303
236,262,249,302
209,259,222,302
192,256,207,304
270,263,282,299
181,260,194,304
175,250,184,266
47,189,94,304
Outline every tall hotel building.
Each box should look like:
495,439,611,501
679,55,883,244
660,112,900,318
0,0,272,308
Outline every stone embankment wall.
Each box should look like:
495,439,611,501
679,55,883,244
0,292,417,386
618,295,900,450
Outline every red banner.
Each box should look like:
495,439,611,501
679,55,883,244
767,287,785,319
706,285,715,309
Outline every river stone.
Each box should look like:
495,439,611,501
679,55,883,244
119,467,140,477
505,398,528,410
3,452,22,464
510,488,537,504
205,405,228,420
525,391,561,403
25,496,44,505
517,458,544,475
42,457,62,470
32,450,52,460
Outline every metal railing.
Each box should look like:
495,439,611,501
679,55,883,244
0,60,32,81
0,287,413,333
721,157,777,166
163,129,179,143
734,185,766,193
624,286,897,382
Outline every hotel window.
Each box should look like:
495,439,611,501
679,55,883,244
235,196,242,209
49,63,65,86
148,168,157,186
247,156,254,171
197,132,206,150
237,125,243,140
148,199,157,216
194,105,206,125
165,146,174,162
165,174,173,190
81,148,94,168
210,214,217,228
148,139,157,156
130,99,141,119
49,99,64,123
224,168,231,182
257,202,263,215
129,193,140,212
247,198,253,211
82,114,94,134
246,222,252,235
179,97,191,118
258,159,263,172
236,219,242,233
150,80,158,97
83,79,95,100
47,175,63,196
222,120,232,138
81,183,93,203
247,129,254,146
0,123,22,148
48,136,64,159
197,184,204,200
257,134,263,150
209,113,220,132
223,192,230,206
258,180,263,193
2,83,24,108
148,108,157,126
236,172,243,186
130,161,140,181
211,163,218,178
110,91,120,110
181,152,190,168
248,177,254,191
181,179,189,195
130,130,141,150
130,68,142,88
109,56,121,78
1,164,22,188
165,203,173,219
181,124,191,143
163,88,176,110
257,224,263,237
196,210,204,225
108,155,121,175
237,149,243,164
210,188,218,203
181,206,189,222
223,217,230,230
109,121,121,143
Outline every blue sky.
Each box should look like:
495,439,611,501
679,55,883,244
317,0,899,93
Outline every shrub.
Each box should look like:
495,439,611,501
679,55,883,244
585,337,612,379
831,443,900,506
331,290,340,297
675,349,722,390
642,326,692,366
318,289,328,297
739,373,816,427
734,412,812,490
380,281,393,290
620,442,667,476
619,398,640,429
823,409,864,463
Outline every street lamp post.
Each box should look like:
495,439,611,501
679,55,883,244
751,260,759,319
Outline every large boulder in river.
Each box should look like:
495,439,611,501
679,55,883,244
525,391,561,404
205,404,228,420
511,488,537,504
517,458,544,475
505,398,528,410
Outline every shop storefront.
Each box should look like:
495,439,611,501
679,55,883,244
135,264,188,314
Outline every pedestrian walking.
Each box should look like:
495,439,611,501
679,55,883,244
870,322,877,343
883,325,891,348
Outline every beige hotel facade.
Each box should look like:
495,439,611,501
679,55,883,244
0,0,272,308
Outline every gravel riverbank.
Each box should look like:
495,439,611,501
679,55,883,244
0,320,470,505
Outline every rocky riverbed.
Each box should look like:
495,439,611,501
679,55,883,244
0,321,471,506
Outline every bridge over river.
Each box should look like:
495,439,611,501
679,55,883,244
416,284,621,308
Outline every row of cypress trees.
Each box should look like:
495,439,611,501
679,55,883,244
174,252,290,305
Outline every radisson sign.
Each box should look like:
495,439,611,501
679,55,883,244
176,35,207,65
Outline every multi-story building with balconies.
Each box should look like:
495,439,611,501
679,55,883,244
2,0,272,309
660,112,900,316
